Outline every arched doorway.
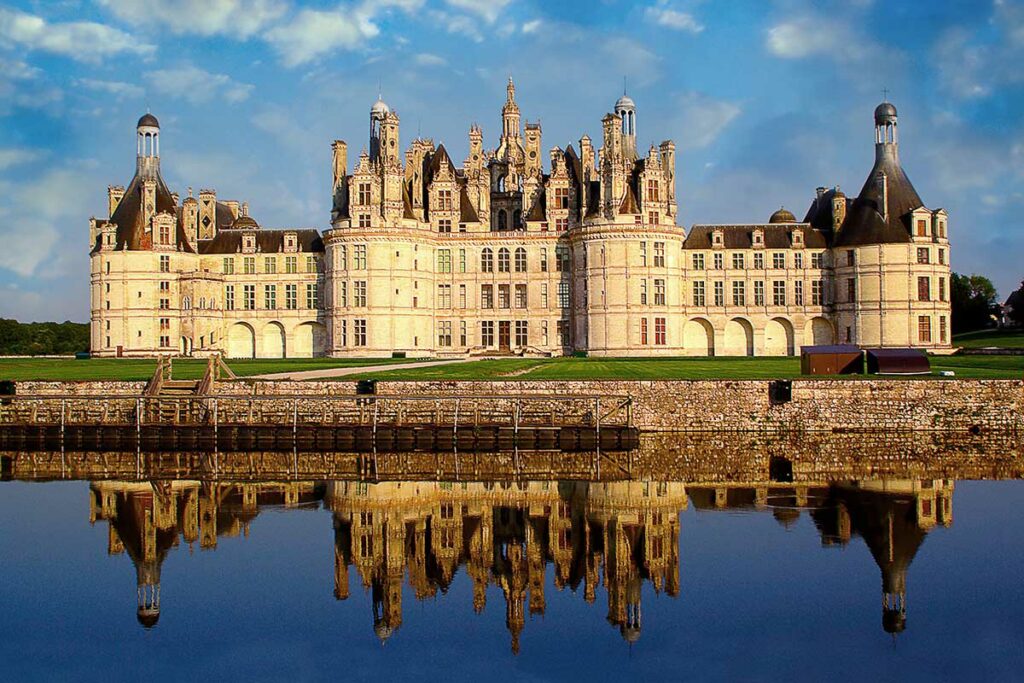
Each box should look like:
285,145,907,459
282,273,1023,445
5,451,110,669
723,318,754,356
260,322,286,358
227,323,255,359
683,318,715,356
806,317,835,347
293,322,326,358
764,318,795,356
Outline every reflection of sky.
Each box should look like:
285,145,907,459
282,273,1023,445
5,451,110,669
2,481,1023,681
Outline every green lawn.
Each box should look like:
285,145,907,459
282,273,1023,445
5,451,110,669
0,357,418,382
953,329,1024,348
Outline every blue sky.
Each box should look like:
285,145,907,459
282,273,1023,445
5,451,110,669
0,0,1021,322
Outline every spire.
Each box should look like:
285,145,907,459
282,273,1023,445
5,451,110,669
507,75,515,103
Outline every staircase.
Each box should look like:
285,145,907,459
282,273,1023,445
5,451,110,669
141,356,234,424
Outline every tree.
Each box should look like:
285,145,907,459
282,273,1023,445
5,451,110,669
0,319,89,355
950,273,999,333
1005,281,1024,327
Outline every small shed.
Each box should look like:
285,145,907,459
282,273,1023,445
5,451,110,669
866,348,931,375
801,345,863,375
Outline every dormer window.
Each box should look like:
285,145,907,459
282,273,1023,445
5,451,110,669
712,229,724,247
752,229,764,247
792,230,803,247
242,232,256,253
284,232,298,253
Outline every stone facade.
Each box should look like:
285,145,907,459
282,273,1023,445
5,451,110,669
89,86,951,359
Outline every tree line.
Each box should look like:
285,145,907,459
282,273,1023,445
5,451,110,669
0,319,89,356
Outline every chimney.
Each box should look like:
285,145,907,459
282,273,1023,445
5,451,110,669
332,140,348,190
108,185,125,217
816,186,826,200
879,171,888,223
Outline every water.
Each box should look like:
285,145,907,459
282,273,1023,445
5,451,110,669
2,441,1023,681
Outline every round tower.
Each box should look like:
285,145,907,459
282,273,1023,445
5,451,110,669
136,112,160,178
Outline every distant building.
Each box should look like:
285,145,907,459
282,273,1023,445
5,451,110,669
89,84,951,358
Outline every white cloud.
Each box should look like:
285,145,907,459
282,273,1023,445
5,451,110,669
0,148,42,171
521,19,542,34
766,15,874,62
415,53,447,67
97,0,288,38
0,57,61,115
267,7,376,67
145,65,254,104
431,11,485,42
0,8,155,63
644,3,704,33
933,1,1024,100
673,91,741,150
444,0,513,24
74,78,144,99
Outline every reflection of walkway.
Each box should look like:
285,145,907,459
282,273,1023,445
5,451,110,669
251,358,470,381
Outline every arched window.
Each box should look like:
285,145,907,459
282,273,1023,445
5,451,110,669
199,297,206,309
514,247,527,272
481,248,493,273
182,296,191,310
497,176,506,192
513,210,522,230
498,248,510,273
497,210,507,231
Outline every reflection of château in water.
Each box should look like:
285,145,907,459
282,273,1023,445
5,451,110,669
88,477,952,647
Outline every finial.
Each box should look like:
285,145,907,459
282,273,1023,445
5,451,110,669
882,87,889,102
187,186,193,198
623,76,627,96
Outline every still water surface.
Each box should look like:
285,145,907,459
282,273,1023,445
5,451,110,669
1,446,1023,681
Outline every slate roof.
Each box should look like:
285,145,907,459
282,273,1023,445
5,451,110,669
683,224,829,249
96,172,195,254
834,147,924,247
197,229,324,254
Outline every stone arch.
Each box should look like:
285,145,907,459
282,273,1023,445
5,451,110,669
260,322,286,359
179,336,193,356
805,316,835,347
723,318,754,357
293,321,327,358
227,323,255,359
497,209,507,231
764,317,795,356
683,317,715,356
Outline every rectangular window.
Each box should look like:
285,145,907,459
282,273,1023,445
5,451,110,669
541,282,549,308
812,280,823,306
515,249,527,272
555,217,569,232
437,249,452,273
794,280,804,306
811,252,823,269
437,321,452,347
265,284,277,309
515,321,528,347
438,218,452,233
916,219,928,237
917,248,930,264
354,319,367,346
557,319,569,346
732,280,746,306
498,284,510,309
225,285,235,310
938,249,946,265
340,320,347,347
713,252,724,270
754,280,765,306
939,278,947,302
654,317,666,345
438,189,453,211
939,316,947,343
654,242,665,267
307,256,318,273
714,281,724,306
438,284,452,308
244,257,255,275
646,179,659,201
772,252,785,269
358,182,371,205
732,253,745,270
340,281,348,307
338,246,347,270
794,253,803,269
692,253,705,270
541,320,549,346
846,250,855,266
540,248,548,272
515,284,527,309
481,284,493,309
555,186,569,209
917,276,931,301
648,211,659,226
458,248,466,273
306,283,318,309
160,255,170,273
498,249,510,272
160,281,169,292
847,278,856,302
358,214,370,228
285,284,297,310
654,279,665,305
460,321,467,347
754,252,764,270
693,281,706,307
918,316,932,343
640,317,649,345
556,247,570,272
160,335,170,348
285,256,297,274
159,222,170,244
265,257,277,274
459,284,467,309
640,242,648,266
773,281,786,306
481,321,494,347
354,281,367,307
244,285,255,310
159,318,170,331
558,282,570,308
354,245,367,269
640,279,648,305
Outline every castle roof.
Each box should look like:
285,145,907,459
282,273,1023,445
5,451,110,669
834,147,924,247
802,187,848,233
618,183,640,215
197,228,324,254
683,224,829,249
98,172,195,254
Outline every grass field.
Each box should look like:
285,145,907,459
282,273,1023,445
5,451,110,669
0,357,417,382
952,329,1024,348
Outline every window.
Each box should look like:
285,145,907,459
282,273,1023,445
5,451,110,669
772,281,786,306
640,279,648,305
692,281,706,306
555,186,569,209
460,321,467,346
481,248,493,272
159,222,170,244
640,318,649,345
692,253,705,270
939,316,947,343
648,211,659,226
306,283,318,309
265,284,277,309
160,281,170,292
244,284,255,310
160,335,170,348
498,284,510,309
846,250,855,267
515,284,527,309
772,252,785,269
459,284,467,308
481,321,495,347
754,281,765,306
754,252,764,270
438,321,452,347
348,245,364,270
555,217,568,232
918,316,932,343
225,285,235,310
732,253,745,270
655,317,666,345
283,256,296,273
732,281,746,306
358,214,370,228
654,242,665,267
160,255,170,273
354,281,367,307
847,278,856,302
338,246,347,270
159,318,170,331
811,252,823,269
357,182,371,205
541,282,549,308
558,281,570,308
498,248,510,273
917,248,930,264
541,320,549,345
654,279,665,305
481,284,494,309
918,276,931,301
640,242,648,266
515,321,528,347
514,247,527,272
939,278,947,302
285,284,297,310
437,249,452,273
265,257,277,274
339,281,348,307
241,257,254,275
438,218,452,233
438,284,452,308
938,249,946,265
812,280,823,306
540,248,548,272
646,179,659,201
713,253,724,270
307,256,318,273
438,189,453,211
916,219,928,237
557,319,569,346
794,280,804,306
556,247,570,272
354,319,367,346
714,281,724,306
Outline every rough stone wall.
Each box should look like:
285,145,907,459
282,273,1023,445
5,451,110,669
14,381,147,395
